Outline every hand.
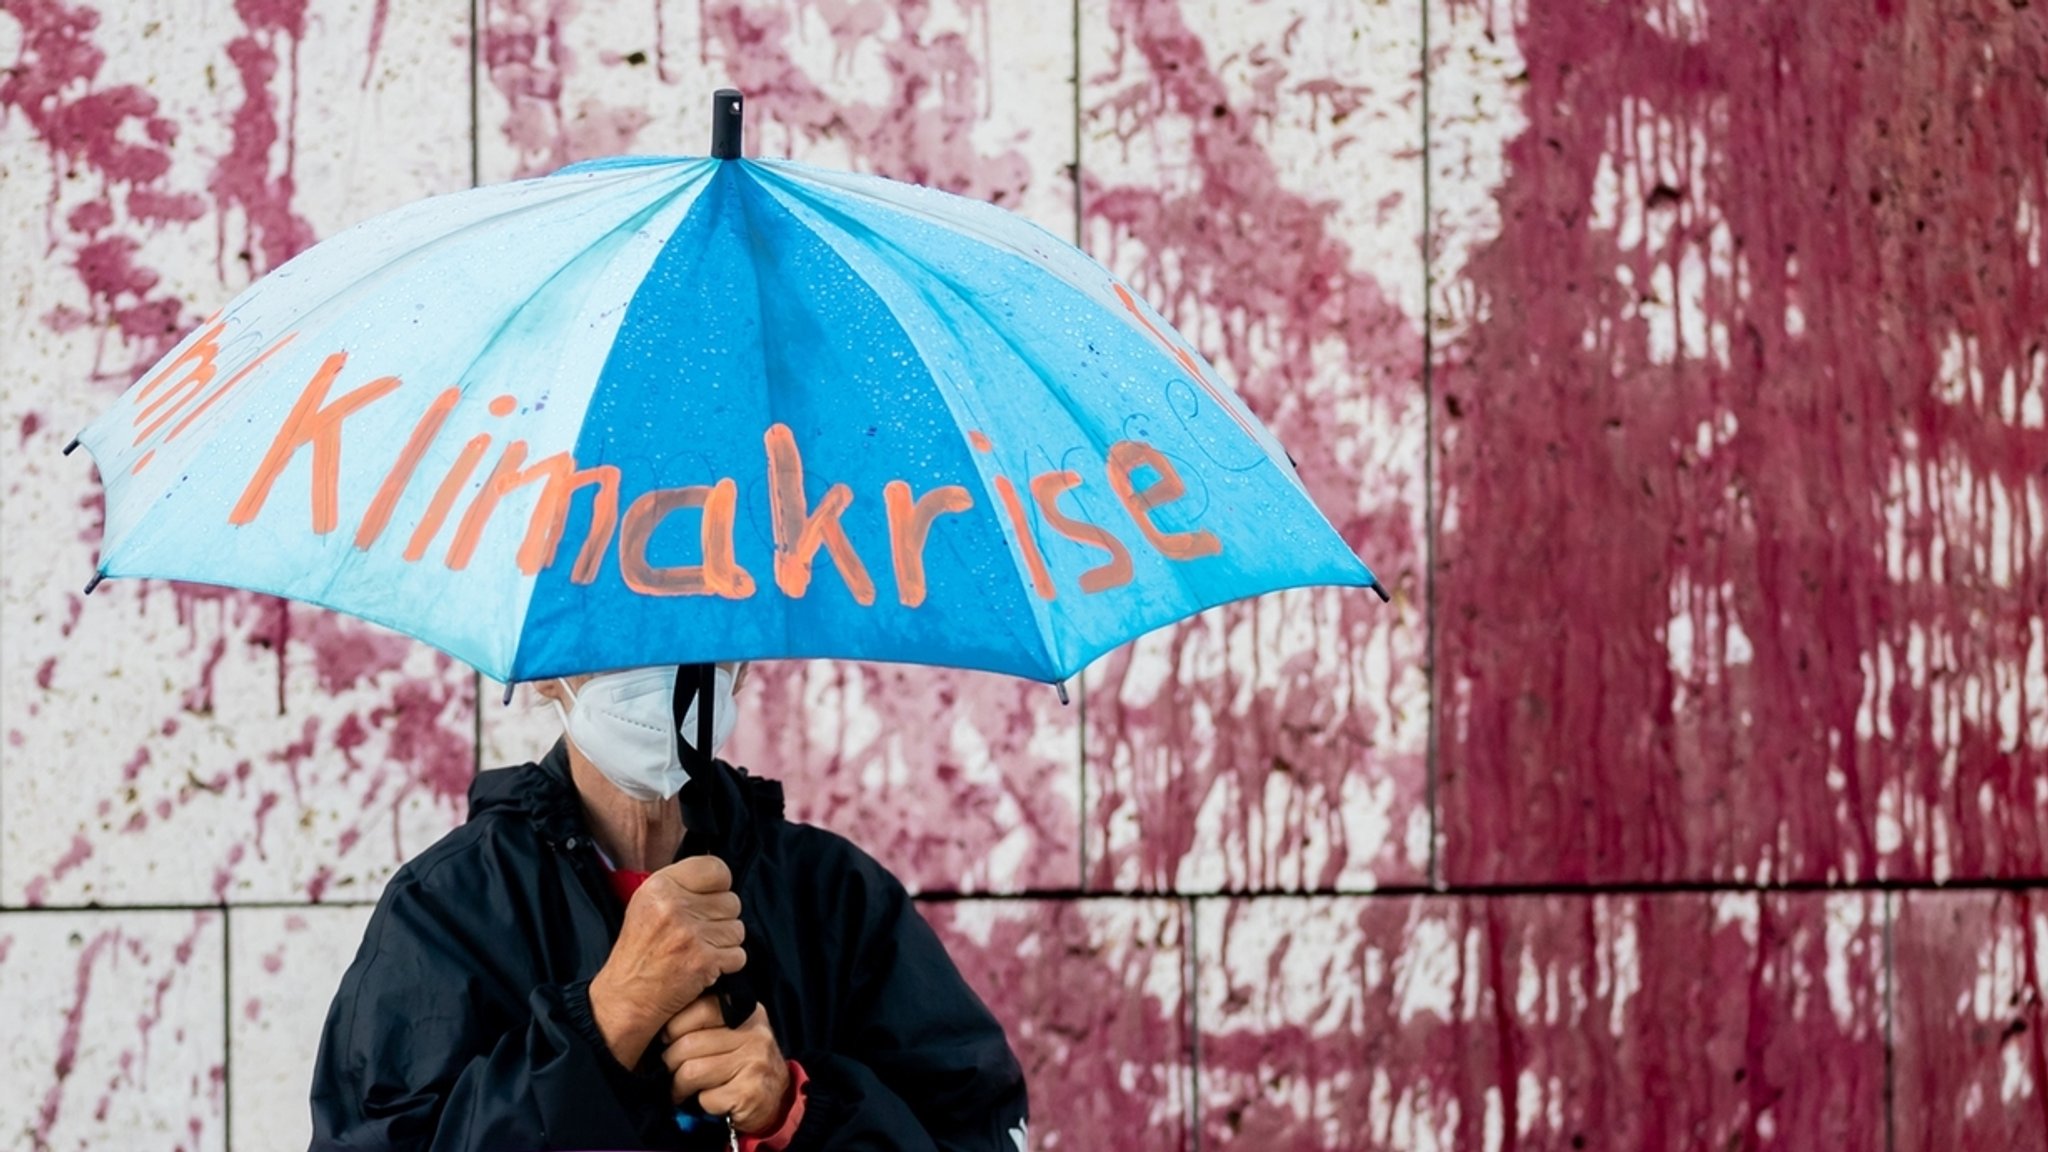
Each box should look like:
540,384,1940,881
660,999,794,1135
588,857,747,1066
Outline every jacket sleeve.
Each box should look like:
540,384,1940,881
308,863,675,1152
784,841,1029,1152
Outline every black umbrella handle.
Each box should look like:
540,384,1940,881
674,662,757,1033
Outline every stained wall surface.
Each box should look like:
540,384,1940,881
1,1,2042,1149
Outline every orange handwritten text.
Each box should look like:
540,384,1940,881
449,442,621,581
230,353,399,534
404,432,493,562
1031,471,1134,593
356,387,460,550
133,319,299,451
620,480,755,598
883,481,974,607
766,424,876,604
226,354,1236,607
994,475,1057,601
1106,440,1222,561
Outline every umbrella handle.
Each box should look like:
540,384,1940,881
710,970,758,1030
675,661,759,1033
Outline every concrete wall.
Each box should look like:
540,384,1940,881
2,1,2042,1148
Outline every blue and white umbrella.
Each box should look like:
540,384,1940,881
74,91,1384,686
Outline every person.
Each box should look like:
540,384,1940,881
308,662,1030,1151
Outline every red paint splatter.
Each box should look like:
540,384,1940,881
251,790,281,853
481,0,653,177
211,0,317,277
211,842,247,900
1191,894,1883,1150
1,0,205,354
1079,0,1423,890
298,609,417,696
27,916,219,1147
1433,0,2048,885
22,833,96,906
1894,891,2048,1148
361,0,392,87
369,669,476,807
728,663,1077,891
700,0,1033,205
34,929,117,1146
925,901,1191,1150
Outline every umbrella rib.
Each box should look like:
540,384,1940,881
728,169,798,662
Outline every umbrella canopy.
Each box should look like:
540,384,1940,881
73,95,1383,686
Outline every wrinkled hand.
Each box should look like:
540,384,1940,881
660,998,794,1135
588,857,747,1067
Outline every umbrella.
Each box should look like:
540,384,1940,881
68,91,1384,694
66,89,1389,1135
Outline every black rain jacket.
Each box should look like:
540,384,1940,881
309,744,1028,1151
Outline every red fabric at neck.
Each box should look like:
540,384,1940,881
607,867,653,906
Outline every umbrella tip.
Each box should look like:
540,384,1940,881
1370,579,1391,604
83,571,104,595
62,436,80,456
1055,681,1071,706
711,89,743,160
502,681,516,706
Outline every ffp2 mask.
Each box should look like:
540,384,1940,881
552,665,738,802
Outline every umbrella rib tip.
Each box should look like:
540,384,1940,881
62,436,80,456
83,571,105,595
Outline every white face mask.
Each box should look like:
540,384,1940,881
552,665,739,802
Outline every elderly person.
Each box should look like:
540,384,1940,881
309,662,1028,1150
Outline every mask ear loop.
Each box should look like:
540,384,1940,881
548,678,577,731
